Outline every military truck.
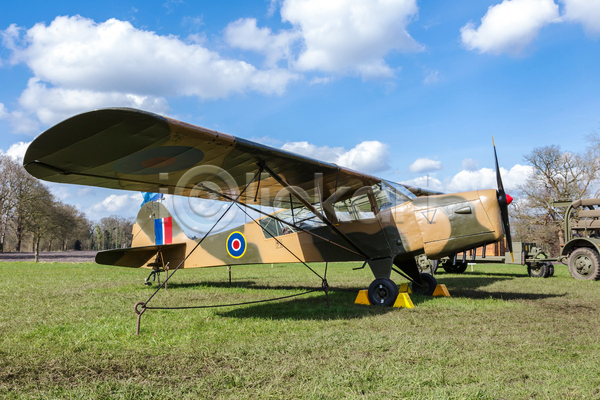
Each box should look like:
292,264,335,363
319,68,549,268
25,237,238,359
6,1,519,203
557,198,600,280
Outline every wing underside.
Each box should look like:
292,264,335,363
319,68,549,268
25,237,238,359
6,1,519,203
24,108,388,208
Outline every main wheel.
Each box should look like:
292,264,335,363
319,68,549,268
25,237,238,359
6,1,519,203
367,278,399,306
411,273,438,296
527,262,548,278
568,248,600,280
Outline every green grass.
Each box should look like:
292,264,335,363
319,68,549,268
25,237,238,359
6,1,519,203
2,261,600,399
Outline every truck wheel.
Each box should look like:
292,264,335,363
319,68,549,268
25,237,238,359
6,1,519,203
546,264,555,277
411,273,437,296
368,278,399,306
568,248,600,280
527,262,548,278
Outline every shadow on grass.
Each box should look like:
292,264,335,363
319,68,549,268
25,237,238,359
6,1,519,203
216,290,396,321
139,276,565,320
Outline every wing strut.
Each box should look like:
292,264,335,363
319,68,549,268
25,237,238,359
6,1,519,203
261,163,371,260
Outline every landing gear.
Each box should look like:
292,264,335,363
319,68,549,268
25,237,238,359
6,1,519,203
411,273,437,296
367,278,399,306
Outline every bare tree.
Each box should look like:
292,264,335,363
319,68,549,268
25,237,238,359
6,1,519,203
10,164,47,252
22,185,55,262
0,156,21,252
516,143,600,253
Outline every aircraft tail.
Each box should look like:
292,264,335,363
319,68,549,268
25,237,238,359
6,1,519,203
132,201,188,247
95,201,189,268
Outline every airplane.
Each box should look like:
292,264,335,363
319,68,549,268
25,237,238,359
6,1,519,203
23,108,513,307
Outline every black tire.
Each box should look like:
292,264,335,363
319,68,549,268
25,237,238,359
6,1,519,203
368,278,399,306
412,273,438,296
527,262,548,278
546,264,555,277
568,248,600,280
444,262,467,274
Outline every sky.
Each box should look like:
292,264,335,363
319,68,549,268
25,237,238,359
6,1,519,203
0,0,599,223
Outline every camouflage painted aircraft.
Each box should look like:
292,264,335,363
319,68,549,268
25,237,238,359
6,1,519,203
23,108,513,306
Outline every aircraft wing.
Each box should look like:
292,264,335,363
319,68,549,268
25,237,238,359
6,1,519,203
24,108,387,208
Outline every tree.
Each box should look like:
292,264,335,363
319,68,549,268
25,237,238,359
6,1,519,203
10,163,48,252
22,186,55,262
0,156,21,252
515,143,600,253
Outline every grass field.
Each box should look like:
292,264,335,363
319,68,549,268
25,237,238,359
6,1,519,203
1,260,600,399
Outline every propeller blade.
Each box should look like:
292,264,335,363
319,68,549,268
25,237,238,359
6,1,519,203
493,136,514,262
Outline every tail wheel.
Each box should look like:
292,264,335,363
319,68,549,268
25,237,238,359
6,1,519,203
568,248,600,280
367,278,399,306
411,273,438,296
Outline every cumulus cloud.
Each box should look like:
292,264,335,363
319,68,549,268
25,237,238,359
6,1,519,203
281,140,390,173
445,164,533,193
87,193,143,219
18,78,170,127
223,18,300,68
409,157,442,173
401,175,444,192
1,15,300,131
561,0,600,35
226,0,422,79
3,141,31,160
460,0,560,55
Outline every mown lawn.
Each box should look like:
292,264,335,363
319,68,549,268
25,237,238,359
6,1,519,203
1,260,600,399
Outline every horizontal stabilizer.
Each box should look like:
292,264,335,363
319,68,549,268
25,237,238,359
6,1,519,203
96,243,186,268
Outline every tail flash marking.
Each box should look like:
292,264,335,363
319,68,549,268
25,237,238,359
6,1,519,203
154,217,173,245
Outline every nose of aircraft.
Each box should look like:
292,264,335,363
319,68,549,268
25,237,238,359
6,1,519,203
493,137,513,261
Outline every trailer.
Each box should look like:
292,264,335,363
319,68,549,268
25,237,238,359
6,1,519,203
416,241,554,278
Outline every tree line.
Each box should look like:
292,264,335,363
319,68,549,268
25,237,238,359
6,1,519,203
0,156,134,261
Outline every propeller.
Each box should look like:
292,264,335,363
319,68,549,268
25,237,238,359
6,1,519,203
493,137,514,262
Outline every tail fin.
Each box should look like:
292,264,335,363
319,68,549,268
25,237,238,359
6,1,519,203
133,201,187,247
95,202,188,268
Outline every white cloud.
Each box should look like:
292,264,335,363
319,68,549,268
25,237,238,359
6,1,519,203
401,175,444,192
281,140,390,173
226,0,422,79
18,78,171,127
87,193,143,219
444,164,533,193
224,18,300,68
4,141,30,160
2,15,300,131
409,157,442,173
283,0,422,76
561,0,600,35
460,0,560,55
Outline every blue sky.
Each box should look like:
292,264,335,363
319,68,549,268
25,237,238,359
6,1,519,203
0,0,599,222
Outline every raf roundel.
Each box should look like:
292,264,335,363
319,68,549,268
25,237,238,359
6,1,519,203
226,231,247,259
